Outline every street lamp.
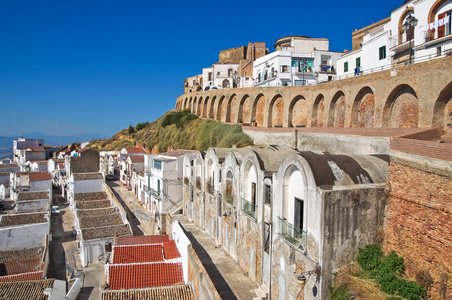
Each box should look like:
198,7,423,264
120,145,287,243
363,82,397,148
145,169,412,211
402,15,418,65
301,60,308,86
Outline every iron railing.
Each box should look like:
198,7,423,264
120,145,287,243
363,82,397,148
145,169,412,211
277,216,307,250
241,197,256,219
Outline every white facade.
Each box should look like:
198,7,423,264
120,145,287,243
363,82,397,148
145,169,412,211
336,49,363,79
253,38,341,87
202,63,238,90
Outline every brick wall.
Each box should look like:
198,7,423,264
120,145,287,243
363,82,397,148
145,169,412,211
383,160,451,299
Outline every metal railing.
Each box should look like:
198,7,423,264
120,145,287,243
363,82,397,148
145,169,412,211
241,197,256,219
277,216,307,250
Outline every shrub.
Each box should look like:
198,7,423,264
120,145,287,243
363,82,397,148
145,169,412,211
357,244,383,271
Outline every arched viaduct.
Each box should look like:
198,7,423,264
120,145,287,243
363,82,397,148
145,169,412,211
176,56,452,136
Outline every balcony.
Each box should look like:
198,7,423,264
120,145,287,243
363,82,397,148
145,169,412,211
277,216,307,251
149,188,161,199
318,65,335,74
241,197,256,219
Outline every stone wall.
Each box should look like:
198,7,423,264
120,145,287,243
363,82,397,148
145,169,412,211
219,46,246,64
237,214,263,283
383,153,452,299
187,244,222,300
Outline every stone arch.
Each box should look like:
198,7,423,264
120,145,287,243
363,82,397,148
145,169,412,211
288,95,308,127
312,94,326,127
238,94,251,124
222,79,231,88
251,94,266,127
202,97,209,118
328,91,346,127
268,94,284,127
193,97,198,115
188,98,193,112
428,0,452,40
216,95,226,121
383,84,419,128
209,96,218,119
197,97,204,117
433,81,452,136
398,7,415,44
352,87,375,128
226,94,237,123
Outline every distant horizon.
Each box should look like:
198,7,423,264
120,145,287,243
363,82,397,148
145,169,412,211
0,0,399,137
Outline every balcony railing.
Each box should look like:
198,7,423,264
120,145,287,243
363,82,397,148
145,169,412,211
277,216,307,250
241,197,256,219
149,188,161,198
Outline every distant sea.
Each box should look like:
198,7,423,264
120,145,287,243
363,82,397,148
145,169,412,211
0,132,110,159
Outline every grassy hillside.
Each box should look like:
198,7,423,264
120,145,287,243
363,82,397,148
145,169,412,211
87,110,254,152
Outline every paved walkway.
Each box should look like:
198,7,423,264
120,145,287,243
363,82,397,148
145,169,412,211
173,214,260,300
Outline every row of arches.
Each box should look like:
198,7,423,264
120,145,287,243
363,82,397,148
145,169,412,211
176,81,452,134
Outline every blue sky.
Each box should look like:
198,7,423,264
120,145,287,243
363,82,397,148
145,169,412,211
0,0,399,138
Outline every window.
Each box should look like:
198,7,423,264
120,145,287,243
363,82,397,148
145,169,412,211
379,46,386,60
344,62,348,72
264,184,271,205
228,69,232,77
251,182,256,205
208,72,212,81
157,179,160,192
193,80,196,85
153,160,162,169
294,197,304,230
280,65,288,73
437,46,442,56
217,71,220,76
438,11,452,38
356,57,361,68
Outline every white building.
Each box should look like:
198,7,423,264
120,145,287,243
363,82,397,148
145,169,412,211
253,36,341,87
202,63,239,90
338,0,452,79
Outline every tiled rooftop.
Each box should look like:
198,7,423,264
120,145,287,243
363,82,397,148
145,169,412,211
112,244,164,264
0,279,55,300
129,156,144,163
0,213,47,227
75,199,111,210
29,173,52,181
0,163,19,168
115,235,169,245
0,258,43,276
108,262,184,290
81,224,132,241
73,172,104,181
77,207,116,217
101,284,195,300
74,191,108,201
125,147,146,153
0,271,43,283
79,212,123,229
17,191,49,201
0,247,43,264
162,240,181,260
26,147,45,152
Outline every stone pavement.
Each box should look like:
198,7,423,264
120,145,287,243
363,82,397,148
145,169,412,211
173,214,260,300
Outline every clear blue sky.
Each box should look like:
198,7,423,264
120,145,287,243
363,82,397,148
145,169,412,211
0,0,400,137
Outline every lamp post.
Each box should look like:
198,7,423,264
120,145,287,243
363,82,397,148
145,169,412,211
402,15,418,65
301,60,308,86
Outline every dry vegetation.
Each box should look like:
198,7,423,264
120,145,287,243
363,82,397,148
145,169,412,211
87,110,253,153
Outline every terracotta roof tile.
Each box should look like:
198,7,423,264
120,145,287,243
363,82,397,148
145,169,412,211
0,259,43,276
26,148,45,152
129,156,144,163
29,173,52,181
101,284,195,300
0,279,55,299
115,235,169,245
112,244,164,264
162,240,181,260
0,271,43,282
125,147,146,153
108,262,184,290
